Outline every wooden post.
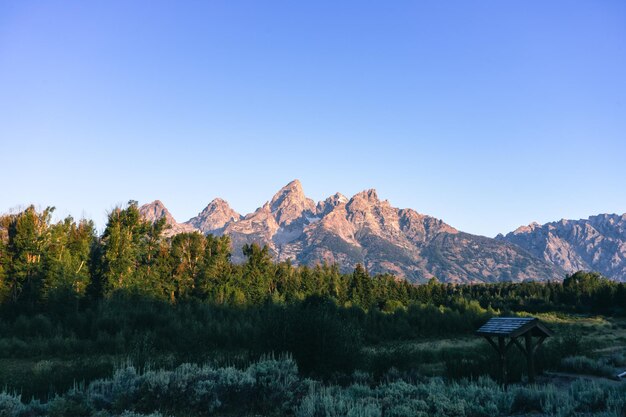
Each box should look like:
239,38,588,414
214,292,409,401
498,336,507,386
525,333,534,383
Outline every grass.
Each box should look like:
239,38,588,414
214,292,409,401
361,314,626,382
1,312,624,402
2,357,625,417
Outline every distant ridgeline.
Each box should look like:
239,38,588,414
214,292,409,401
137,180,626,283
0,202,625,314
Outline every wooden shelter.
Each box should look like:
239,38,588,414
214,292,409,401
476,317,553,384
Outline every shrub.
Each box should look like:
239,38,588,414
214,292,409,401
560,355,614,377
569,379,609,413
3,358,626,417
0,392,26,417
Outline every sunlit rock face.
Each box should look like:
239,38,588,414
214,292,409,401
141,180,571,283
499,213,626,282
139,200,197,237
186,198,242,234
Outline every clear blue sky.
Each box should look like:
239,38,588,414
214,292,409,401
1,1,625,237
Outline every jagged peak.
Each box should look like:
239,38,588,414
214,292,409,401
355,189,379,200
209,197,229,205
143,199,167,209
270,180,307,208
185,197,241,233
139,200,176,224
278,179,304,195
191,198,240,221
588,213,626,223
316,192,349,217
321,192,348,205
285,178,303,189
203,197,235,211
512,221,542,235
348,189,380,207
268,180,315,227
334,192,349,203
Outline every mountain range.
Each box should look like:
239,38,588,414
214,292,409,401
138,180,625,283
497,214,626,282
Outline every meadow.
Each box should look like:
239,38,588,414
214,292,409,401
1,297,625,417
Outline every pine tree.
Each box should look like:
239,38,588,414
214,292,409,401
242,243,274,304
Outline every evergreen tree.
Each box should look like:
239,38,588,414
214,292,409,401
242,243,274,304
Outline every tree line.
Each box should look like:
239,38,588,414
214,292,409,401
1,202,625,315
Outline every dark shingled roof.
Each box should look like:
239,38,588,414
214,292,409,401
476,317,553,338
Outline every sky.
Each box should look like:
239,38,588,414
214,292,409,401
1,1,625,237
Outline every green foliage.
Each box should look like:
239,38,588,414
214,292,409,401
43,217,95,304
560,355,615,377
1,206,54,306
2,205,625,317
2,358,624,417
258,296,364,376
169,232,231,301
100,201,167,297
295,368,626,417
2,205,626,410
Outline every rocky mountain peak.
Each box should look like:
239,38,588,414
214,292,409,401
186,198,241,234
136,182,626,283
353,189,379,202
270,180,306,208
139,200,176,225
210,197,229,207
269,179,316,226
512,222,542,235
139,200,197,236
317,192,349,216
345,189,382,216
334,192,349,203
204,198,238,216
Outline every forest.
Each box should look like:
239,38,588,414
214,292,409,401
2,202,624,313
0,202,625,416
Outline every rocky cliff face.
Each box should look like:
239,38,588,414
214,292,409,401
140,180,569,283
185,198,242,234
221,180,320,263
498,214,626,282
284,187,562,283
138,200,196,237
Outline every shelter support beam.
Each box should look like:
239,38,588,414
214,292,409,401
525,333,535,383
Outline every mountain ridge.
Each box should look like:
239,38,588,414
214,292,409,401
138,181,623,283
498,213,626,282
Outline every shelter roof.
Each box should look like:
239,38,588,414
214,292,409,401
476,317,553,338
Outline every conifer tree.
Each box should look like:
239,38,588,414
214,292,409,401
242,243,274,304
